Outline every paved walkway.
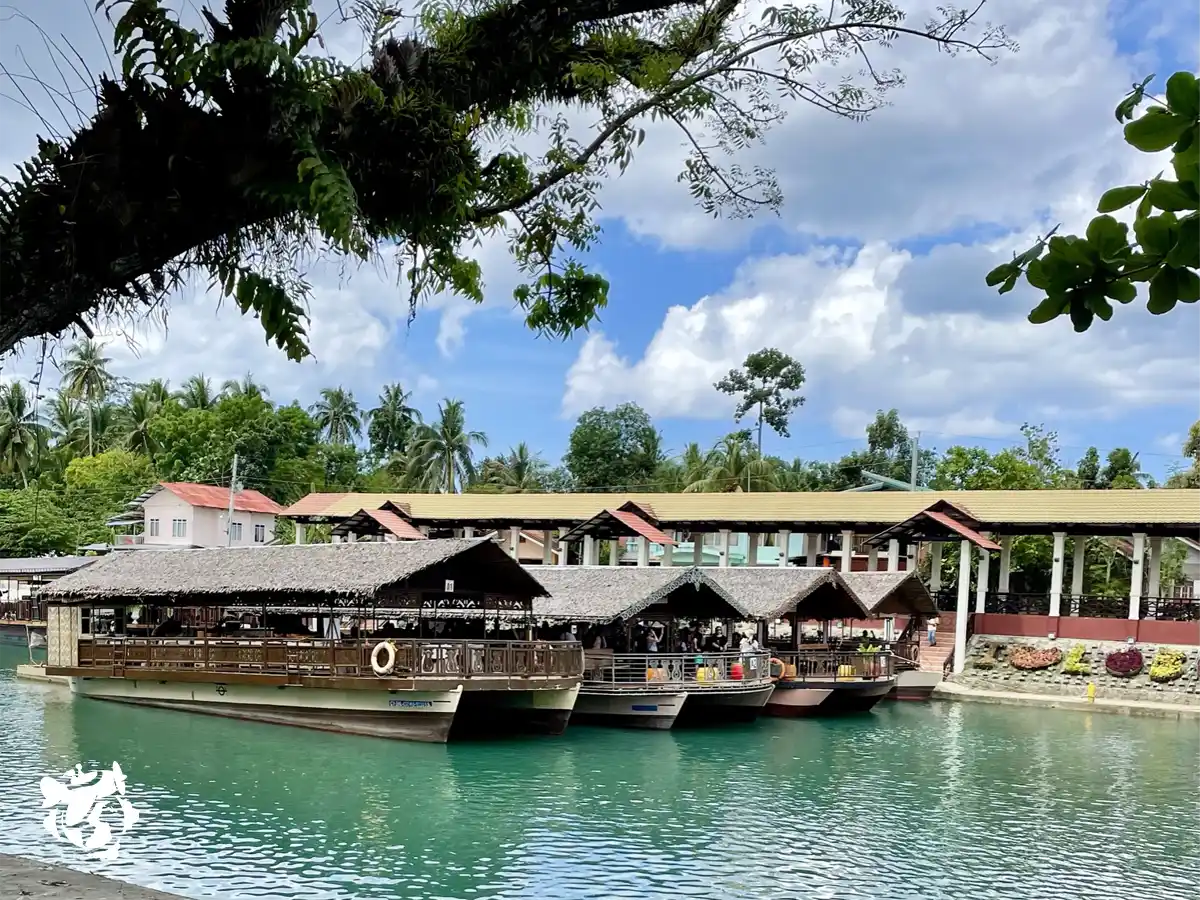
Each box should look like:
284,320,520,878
0,855,187,899
934,681,1200,719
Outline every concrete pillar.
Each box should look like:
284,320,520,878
777,530,791,568
331,534,342,544
747,533,760,567
1049,531,1066,618
929,541,943,592
867,546,879,571
805,533,819,567
954,538,971,675
509,526,521,560
662,532,674,567
1128,532,1146,619
886,539,900,572
583,535,596,566
840,529,854,572
463,526,475,538
692,532,704,566
608,539,620,566
883,616,895,643
998,535,1013,593
346,531,357,543
294,523,306,545
1147,537,1163,598
557,525,570,567
637,537,650,567
718,529,731,567
1070,537,1086,615
542,530,554,566
906,542,917,572
975,543,990,614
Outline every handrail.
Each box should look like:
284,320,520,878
774,649,894,681
583,650,773,691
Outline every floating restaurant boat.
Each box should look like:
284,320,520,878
41,539,583,743
1,556,96,646
528,566,774,728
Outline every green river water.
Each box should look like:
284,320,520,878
0,647,1196,900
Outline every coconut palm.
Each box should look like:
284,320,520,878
221,372,270,401
367,383,421,458
120,390,162,456
86,402,118,453
60,338,114,455
139,378,172,405
175,374,216,410
684,433,779,493
405,399,487,493
486,442,549,493
0,382,45,487
47,390,87,455
310,387,362,445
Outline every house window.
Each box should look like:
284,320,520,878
172,518,187,538
254,524,266,543
229,522,242,541
148,519,159,537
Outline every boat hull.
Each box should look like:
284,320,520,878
888,670,942,701
674,684,775,726
69,676,462,743
16,664,70,685
572,690,688,730
764,679,894,717
451,684,580,739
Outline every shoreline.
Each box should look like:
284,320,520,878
933,681,1200,719
0,854,188,900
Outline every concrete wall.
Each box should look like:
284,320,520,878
975,612,1200,646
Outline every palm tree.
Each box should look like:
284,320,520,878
120,390,162,456
47,390,87,455
139,378,172,405
487,442,548,493
87,403,118,453
60,339,114,455
405,398,487,493
367,383,421,458
221,372,270,401
175,374,216,410
310,387,363,445
684,433,779,493
0,382,45,487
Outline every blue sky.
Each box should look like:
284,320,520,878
0,1,1197,480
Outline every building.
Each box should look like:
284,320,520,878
104,483,284,550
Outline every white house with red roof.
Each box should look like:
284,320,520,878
105,482,284,550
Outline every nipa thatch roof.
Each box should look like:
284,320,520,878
838,571,937,616
527,565,751,623
44,539,545,605
703,567,867,620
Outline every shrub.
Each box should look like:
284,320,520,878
1062,644,1091,675
1149,649,1186,683
1008,645,1062,671
1105,648,1144,678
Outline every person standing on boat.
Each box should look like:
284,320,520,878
646,628,659,653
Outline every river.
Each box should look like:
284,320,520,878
0,647,1195,899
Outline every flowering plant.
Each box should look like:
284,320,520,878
1149,649,1186,683
1008,645,1062,670
1104,648,1144,677
1062,644,1091,675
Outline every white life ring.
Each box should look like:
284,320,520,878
370,641,396,676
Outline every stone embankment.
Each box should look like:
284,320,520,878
0,854,188,900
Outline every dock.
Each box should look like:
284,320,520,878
0,855,188,899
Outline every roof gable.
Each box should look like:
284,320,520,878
159,483,284,515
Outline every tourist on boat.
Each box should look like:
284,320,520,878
560,626,577,642
646,628,659,653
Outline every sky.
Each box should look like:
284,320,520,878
0,1,1197,481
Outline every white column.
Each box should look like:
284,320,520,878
777,529,791,568
1049,531,1066,618
331,533,342,544
637,537,650,567
805,533,819,567
557,525,570,566
583,535,596,566
953,539,971,674
1128,532,1146,619
718,529,731,567
1147,537,1163,598
998,535,1013,593
509,526,521,560
542,530,554,565
929,541,943,592
975,544,990,614
883,616,896,643
346,531,357,543
662,532,675,567
294,523,306,545
747,533,760,567
608,539,620,566
906,542,917,572
1070,537,1086,615
867,546,879,571
840,529,854,572
693,532,704,566
463,526,475,538
886,539,900,572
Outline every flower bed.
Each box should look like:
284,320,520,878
1105,648,1144,678
1149,649,1186,683
1008,645,1062,671
1062,644,1091,675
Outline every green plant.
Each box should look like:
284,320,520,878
1105,647,1144,677
1149,649,1187,683
1008,645,1063,671
859,644,883,654
1062,643,1091,675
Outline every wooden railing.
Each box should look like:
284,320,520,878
773,650,894,681
582,650,774,691
77,637,584,680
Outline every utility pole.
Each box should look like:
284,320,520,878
226,453,239,547
910,431,921,490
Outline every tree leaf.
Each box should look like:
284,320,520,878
985,261,1016,287
1024,258,1050,290
1124,108,1189,152
1104,280,1137,303
1177,268,1200,304
1048,235,1095,269
1166,215,1200,268
1084,215,1130,261
1134,213,1177,256
1027,294,1068,324
1165,71,1200,121
1147,267,1179,314
1147,179,1197,212
1085,292,1113,320
1097,184,1146,213
1068,294,1094,332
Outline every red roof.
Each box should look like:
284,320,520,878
159,483,284,515
923,509,1002,550
606,509,677,545
364,508,427,541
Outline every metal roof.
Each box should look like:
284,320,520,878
0,556,99,577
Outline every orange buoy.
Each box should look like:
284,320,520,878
730,661,744,680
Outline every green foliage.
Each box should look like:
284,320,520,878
987,71,1200,328
564,403,663,491
1062,644,1091,675
1148,648,1186,683
714,348,806,450
0,490,76,555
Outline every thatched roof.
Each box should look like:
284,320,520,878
704,567,867,621
44,539,546,606
527,566,749,623
838,571,936,616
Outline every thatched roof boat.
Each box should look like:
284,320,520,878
702,567,867,621
837,571,936,616
527,566,751,623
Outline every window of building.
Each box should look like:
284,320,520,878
254,523,266,543
229,522,242,541
172,518,187,538
148,518,159,537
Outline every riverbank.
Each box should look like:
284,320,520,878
934,680,1200,719
0,855,187,899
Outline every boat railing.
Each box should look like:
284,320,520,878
582,650,773,692
74,637,584,680
773,649,894,682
